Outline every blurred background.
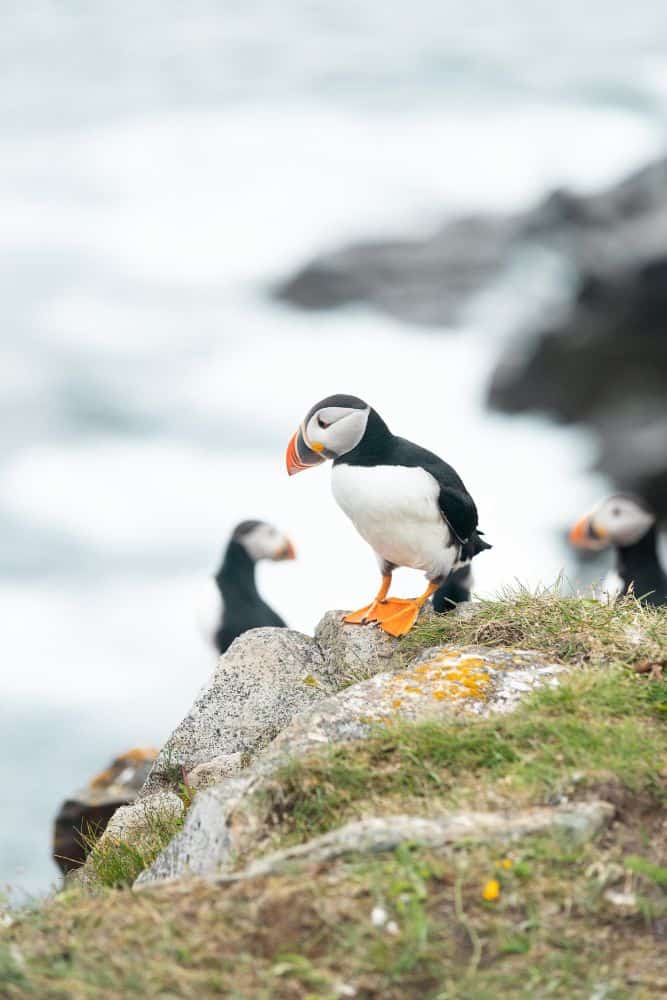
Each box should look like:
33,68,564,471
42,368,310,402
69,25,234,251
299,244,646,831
2,2,665,897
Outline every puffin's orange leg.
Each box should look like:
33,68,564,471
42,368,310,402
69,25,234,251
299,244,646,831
379,581,439,637
343,574,392,624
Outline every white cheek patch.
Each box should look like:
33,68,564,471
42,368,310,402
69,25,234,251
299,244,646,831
242,525,281,561
306,407,369,457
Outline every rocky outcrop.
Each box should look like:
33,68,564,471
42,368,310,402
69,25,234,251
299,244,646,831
140,629,328,796
215,802,615,883
488,161,667,515
274,215,516,327
53,747,158,873
275,157,667,516
136,624,564,888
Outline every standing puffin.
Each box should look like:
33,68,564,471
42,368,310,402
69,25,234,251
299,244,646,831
569,494,666,606
286,394,490,636
200,520,295,654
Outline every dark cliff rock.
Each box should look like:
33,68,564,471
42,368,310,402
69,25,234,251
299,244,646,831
275,157,667,516
53,747,157,873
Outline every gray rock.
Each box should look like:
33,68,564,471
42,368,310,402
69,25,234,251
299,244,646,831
314,609,416,686
103,791,184,843
135,779,253,885
141,628,327,795
216,802,615,882
188,753,245,789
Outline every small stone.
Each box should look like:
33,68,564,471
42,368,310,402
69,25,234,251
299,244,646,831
371,905,388,927
604,889,638,913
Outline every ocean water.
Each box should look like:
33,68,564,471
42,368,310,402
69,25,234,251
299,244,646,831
2,2,666,898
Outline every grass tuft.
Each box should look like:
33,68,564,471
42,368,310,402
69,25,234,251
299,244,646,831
84,807,186,888
405,583,666,669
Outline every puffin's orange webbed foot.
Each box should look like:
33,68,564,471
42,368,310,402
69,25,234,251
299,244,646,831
377,581,439,637
343,574,413,626
378,600,422,636
343,597,414,625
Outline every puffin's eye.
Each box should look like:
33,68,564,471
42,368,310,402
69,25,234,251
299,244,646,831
317,416,330,430
611,507,621,517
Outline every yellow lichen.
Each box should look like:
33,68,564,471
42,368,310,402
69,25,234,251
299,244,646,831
385,651,494,709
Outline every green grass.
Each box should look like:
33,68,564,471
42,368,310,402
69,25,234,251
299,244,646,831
405,584,666,669
4,827,666,998
84,805,186,888
267,664,667,842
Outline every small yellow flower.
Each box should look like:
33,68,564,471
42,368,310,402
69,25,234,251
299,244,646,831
482,879,500,902
499,858,513,870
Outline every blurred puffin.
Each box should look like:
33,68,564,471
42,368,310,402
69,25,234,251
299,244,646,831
286,394,490,635
432,566,473,613
199,520,295,654
569,494,666,606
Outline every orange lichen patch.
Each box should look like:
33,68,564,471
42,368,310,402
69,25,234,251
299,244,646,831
384,652,494,709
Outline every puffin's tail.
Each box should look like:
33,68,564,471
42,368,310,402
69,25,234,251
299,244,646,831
462,529,492,561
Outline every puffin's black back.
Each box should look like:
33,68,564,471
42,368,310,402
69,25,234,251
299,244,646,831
214,537,286,653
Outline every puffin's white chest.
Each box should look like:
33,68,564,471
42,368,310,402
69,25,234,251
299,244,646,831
331,463,458,579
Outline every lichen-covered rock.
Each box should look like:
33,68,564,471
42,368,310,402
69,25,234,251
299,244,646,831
137,644,565,888
141,628,327,795
256,645,562,771
53,747,158,874
217,802,615,882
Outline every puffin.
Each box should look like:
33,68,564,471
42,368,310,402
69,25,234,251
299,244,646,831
199,520,295,654
432,566,473,613
286,394,490,636
569,494,666,606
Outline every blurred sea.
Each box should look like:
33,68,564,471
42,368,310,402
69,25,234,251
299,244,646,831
2,1,666,897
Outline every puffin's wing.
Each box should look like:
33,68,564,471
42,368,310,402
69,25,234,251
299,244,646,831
435,482,479,545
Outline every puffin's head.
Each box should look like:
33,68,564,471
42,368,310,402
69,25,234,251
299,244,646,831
232,520,296,561
568,494,655,551
286,394,371,475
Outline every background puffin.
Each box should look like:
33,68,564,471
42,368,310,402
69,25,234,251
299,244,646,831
199,520,295,653
432,566,473,613
569,494,666,606
286,393,490,635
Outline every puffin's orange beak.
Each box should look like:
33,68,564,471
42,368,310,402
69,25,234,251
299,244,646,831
568,514,608,550
274,538,296,561
286,428,326,476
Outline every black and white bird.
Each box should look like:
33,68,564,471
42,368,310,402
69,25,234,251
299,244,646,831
286,394,490,636
199,520,295,654
569,494,666,606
